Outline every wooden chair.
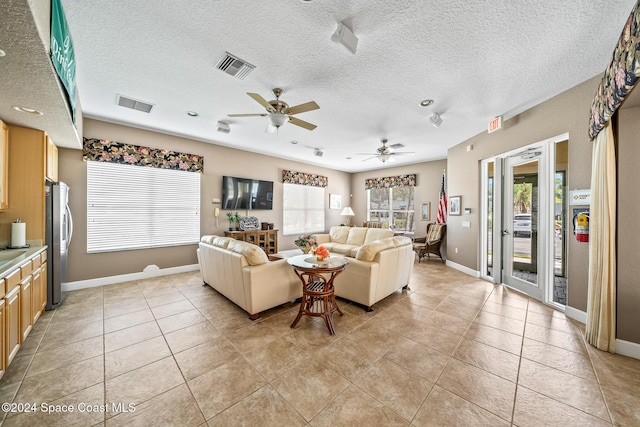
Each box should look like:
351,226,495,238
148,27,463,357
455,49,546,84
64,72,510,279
362,221,383,228
413,223,446,263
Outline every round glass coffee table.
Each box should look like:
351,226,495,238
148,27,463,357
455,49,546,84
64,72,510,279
287,254,349,335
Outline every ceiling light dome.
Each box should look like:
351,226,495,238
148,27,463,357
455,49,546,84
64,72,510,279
268,112,288,128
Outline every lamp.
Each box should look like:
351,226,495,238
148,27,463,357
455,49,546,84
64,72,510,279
340,207,355,225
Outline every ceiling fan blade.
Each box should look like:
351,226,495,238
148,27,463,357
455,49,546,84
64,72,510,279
228,113,267,117
285,101,320,115
361,156,378,162
390,151,415,156
247,93,274,111
288,116,317,131
356,152,380,156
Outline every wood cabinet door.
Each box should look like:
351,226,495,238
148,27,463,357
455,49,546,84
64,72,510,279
0,298,5,378
31,266,43,323
39,261,48,312
5,286,21,366
46,135,59,182
0,120,8,211
20,276,33,342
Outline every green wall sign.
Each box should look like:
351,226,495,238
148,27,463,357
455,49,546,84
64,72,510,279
50,0,77,124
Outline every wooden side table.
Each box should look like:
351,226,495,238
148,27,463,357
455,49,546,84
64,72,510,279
286,254,349,335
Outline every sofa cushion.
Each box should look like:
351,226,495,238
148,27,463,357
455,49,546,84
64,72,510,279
329,226,351,244
355,238,397,262
329,243,360,255
346,227,368,245
201,235,216,245
392,236,412,247
363,228,394,244
212,236,233,248
227,239,269,265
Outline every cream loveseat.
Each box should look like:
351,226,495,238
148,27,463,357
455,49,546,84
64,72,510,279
313,226,414,310
197,235,301,319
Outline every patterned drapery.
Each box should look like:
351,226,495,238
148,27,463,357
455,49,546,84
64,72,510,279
364,174,417,190
83,138,204,173
282,169,328,187
588,1,640,139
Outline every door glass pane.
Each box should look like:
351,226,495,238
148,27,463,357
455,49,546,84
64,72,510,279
512,161,538,284
486,162,494,276
554,140,568,305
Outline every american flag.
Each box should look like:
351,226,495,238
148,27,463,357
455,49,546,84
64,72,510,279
436,172,447,224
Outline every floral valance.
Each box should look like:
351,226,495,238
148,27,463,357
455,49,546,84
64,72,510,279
365,174,417,190
588,1,640,139
83,138,204,173
282,169,328,187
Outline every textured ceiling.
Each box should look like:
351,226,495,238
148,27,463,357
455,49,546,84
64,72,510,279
1,1,636,172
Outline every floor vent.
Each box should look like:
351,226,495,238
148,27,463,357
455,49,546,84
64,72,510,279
116,95,154,113
215,52,255,80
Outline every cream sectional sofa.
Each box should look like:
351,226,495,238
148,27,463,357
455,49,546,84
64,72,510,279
197,235,301,319
313,226,414,310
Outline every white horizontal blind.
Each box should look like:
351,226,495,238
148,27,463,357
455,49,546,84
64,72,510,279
87,161,200,253
282,183,325,235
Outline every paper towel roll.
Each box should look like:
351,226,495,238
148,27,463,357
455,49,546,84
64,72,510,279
11,222,26,247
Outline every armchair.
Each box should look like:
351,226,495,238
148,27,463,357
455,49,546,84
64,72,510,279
413,223,446,263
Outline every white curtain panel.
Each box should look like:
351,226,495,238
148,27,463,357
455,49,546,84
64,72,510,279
586,122,617,352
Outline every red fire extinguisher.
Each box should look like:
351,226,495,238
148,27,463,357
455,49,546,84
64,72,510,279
574,212,589,242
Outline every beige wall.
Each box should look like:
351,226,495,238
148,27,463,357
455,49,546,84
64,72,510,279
446,75,601,312
617,105,640,344
60,118,351,282
350,160,448,235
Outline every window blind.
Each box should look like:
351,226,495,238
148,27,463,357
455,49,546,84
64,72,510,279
87,161,200,253
282,183,325,236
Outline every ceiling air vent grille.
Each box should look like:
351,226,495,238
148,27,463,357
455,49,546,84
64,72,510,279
116,95,154,113
390,143,405,149
215,52,255,80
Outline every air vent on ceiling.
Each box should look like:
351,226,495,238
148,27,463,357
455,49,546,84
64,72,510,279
215,52,256,79
116,95,154,113
389,143,405,149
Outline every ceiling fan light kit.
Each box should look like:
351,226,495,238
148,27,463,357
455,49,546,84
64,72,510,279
357,138,415,163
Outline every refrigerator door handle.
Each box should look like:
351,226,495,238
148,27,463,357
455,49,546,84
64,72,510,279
66,204,73,249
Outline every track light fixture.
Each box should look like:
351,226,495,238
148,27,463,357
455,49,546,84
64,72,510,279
430,112,443,128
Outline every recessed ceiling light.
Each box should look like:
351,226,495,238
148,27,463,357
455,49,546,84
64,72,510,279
419,99,434,107
187,111,199,117
12,106,43,115
290,140,299,145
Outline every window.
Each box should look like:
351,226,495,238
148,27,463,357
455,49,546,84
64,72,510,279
368,186,415,231
282,183,325,235
87,161,200,252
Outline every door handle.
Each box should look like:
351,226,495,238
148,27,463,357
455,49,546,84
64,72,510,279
501,229,510,236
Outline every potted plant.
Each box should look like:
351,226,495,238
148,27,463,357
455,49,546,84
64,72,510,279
234,212,242,230
226,211,236,231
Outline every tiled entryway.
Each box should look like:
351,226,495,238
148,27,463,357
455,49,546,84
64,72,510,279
1,261,639,426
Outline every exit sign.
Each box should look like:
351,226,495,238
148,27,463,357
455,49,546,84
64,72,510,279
488,116,503,133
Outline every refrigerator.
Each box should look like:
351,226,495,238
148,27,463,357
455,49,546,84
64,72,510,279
45,181,72,309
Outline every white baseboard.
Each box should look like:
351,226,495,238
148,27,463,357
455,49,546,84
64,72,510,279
564,306,587,324
445,260,480,278
62,264,200,292
615,339,640,360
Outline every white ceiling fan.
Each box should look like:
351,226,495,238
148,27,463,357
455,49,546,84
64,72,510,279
228,88,319,133
357,138,415,163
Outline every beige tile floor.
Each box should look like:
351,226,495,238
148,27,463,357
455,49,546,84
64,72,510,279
1,260,639,426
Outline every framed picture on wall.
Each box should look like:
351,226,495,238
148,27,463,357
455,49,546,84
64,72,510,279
329,193,342,209
449,196,461,216
421,202,430,221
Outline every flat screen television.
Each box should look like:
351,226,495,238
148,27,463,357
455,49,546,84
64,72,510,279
221,176,273,210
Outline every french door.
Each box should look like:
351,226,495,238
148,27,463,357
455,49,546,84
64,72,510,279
481,135,567,307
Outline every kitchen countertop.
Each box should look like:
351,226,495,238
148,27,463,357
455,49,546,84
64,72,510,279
0,245,47,278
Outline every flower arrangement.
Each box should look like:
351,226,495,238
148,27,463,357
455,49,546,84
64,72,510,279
294,234,316,253
314,245,330,261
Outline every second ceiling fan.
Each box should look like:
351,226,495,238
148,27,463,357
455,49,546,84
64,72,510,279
228,88,319,132
358,138,415,163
